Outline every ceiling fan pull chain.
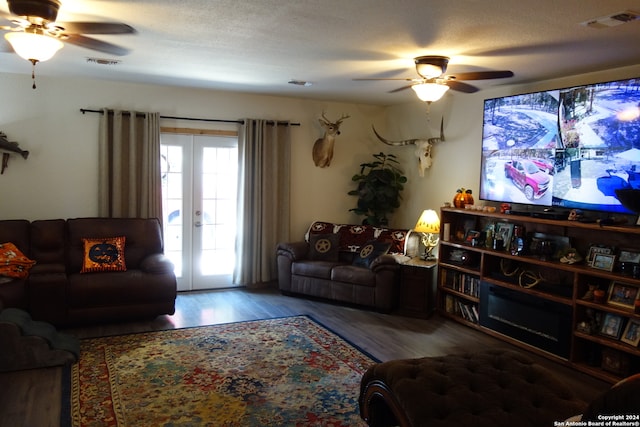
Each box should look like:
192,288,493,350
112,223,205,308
30,59,37,90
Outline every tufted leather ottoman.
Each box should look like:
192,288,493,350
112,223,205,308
359,350,588,427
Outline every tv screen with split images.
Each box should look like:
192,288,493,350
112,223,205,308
479,77,640,215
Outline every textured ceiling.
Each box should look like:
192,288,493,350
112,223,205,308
1,0,639,105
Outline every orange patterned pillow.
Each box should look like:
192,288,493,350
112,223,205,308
81,236,127,273
0,242,36,279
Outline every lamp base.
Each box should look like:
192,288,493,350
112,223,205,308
421,254,438,261
420,233,439,261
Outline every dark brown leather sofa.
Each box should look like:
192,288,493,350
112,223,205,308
0,217,177,326
277,221,417,312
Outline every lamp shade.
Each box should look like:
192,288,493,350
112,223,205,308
5,31,63,62
411,82,449,102
414,209,440,234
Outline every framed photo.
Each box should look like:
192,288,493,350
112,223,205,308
618,248,640,264
599,313,624,339
606,282,640,309
601,348,631,376
586,245,613,265
464,230,481,244
454,218,477,242
495,222,514,250
621,319,640,347
591,253,616,271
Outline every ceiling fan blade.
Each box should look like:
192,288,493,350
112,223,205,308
445,80,479,93
0,10,13,20
353,77,417,81
389,84,416,93
65,34,130,56
57,22,136,35
0,38,13,53
448,70,514,80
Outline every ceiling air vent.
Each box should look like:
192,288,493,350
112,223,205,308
581,10,640,28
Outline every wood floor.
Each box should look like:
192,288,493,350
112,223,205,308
0,287,610,427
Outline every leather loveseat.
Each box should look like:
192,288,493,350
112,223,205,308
0,217,177,326
277,221,417,312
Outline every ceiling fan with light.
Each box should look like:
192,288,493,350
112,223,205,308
355,55,514,103
1,0,135,88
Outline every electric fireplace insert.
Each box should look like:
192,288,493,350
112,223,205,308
479,281,572,358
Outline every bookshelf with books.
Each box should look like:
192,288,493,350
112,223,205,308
437,206,640,383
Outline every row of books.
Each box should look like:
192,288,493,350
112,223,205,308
444,295,479,324
441,270,480,297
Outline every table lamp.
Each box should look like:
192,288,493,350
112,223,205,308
414,209,440,260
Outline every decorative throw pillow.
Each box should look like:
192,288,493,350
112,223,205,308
308,233,340,262
0,242,36,279
352,240,392,268
81,236,127,273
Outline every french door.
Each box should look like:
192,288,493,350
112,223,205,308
161,133,238,291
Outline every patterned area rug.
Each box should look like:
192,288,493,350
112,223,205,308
64,315,377,426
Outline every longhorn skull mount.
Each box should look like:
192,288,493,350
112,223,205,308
372,117,445,177
312,112,350,168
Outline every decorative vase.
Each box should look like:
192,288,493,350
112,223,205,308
453,188,474,208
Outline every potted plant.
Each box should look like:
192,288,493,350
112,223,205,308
348,152,407,226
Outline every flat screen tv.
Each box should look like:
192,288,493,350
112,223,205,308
479,77,640,215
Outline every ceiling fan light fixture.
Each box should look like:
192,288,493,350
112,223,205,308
411,82,450,102
415,55,449,79
5,30,63,62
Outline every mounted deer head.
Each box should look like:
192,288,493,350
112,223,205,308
372,117,445,177
312,112,350,167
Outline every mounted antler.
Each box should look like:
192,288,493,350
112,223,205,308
312,112,350,168
372,117,444,177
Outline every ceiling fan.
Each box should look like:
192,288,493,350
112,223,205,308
1,0,135,87
355,55,514,102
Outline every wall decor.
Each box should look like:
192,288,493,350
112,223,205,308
312,112,350,168
0,131,29,174
371,117,445,177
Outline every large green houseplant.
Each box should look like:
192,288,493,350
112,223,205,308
348,152,407,226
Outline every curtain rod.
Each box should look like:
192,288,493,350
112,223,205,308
79,109,300,126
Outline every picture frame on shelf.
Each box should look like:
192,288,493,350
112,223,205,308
598,312,624,339
454,218,476,242
592,253,616,271
606,282,640,309
618,248,640,264
529,232,571,260
494,222,514,250
621,318,640,347
586,244,613,265
600,348,631,376
464,230,481,245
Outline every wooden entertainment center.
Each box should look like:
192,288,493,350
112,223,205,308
437,207,640,383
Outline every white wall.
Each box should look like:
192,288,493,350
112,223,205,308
387,64,640,229
2,63,639,239
0,72,386,238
